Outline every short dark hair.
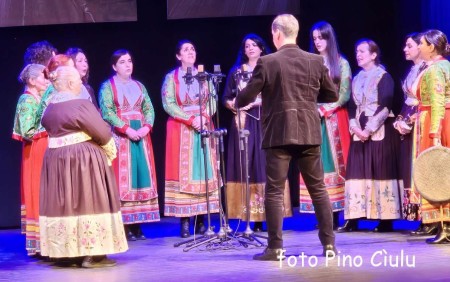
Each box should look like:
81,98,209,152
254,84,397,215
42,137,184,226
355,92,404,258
110,49,131,66
23,40,57,66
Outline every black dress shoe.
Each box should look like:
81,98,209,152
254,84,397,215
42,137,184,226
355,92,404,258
180,217,190,238
253,247,286,261
126,230,137,241
411,223,438,236
337,219,358,233
426,224,450,244
322,244,338,257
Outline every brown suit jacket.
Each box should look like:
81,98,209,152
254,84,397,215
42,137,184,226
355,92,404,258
236,44,338,149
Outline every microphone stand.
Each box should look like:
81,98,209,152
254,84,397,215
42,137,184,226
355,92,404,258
173,68,215,250
233,68,266,246
174,66,254,251
209,70,231,237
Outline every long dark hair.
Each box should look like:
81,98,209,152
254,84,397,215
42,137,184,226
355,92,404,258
310,21,341,84
66,47,89,83
234,33,271,67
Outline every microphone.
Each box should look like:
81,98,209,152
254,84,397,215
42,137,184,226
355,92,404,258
212,64,226,83
196,64,208,82
183,66,193,85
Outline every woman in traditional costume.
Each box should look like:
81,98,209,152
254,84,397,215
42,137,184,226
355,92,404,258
223,33,291,232
414,30,450,244
12,64,49,255
162,40,220,238
39,66,128,267
393,33,433,234
340,39,402,232
99,49,160,241
300,22,351,229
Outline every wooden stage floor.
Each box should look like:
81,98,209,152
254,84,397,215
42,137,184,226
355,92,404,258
1,210,449,282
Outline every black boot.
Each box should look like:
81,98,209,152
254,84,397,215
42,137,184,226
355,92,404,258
337,219,358,233
134,224,146,240
426,223,450,244
180,217,190,238
410,223,439,236
333,212,341,230
195,214,207,235
374,220,394,232
125,225,136,241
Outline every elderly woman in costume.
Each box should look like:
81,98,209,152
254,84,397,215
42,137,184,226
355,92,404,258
39,65,128,268
12,64,49,256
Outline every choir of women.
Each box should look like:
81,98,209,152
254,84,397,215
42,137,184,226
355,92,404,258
11,24,450,267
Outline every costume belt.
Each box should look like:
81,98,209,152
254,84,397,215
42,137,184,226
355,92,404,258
32,131,48,140
48,132,91,148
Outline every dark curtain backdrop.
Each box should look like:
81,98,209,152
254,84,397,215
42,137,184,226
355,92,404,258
421,0,450,35
0,0,438,227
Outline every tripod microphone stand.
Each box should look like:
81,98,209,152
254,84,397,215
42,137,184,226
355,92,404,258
207,66,261,248
174,65,250,251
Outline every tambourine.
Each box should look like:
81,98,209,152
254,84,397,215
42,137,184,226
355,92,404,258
413,145,450,202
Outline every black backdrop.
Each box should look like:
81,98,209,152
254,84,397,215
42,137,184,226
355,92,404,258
0,0,427,227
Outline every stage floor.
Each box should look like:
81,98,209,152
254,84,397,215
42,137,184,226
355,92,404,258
1,210,449,282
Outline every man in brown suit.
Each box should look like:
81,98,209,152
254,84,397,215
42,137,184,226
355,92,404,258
236,14,338,261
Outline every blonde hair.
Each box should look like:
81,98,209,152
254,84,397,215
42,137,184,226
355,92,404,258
272,14,299,39
53,66,81,92
18,64,45,85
